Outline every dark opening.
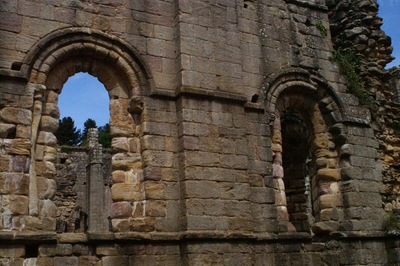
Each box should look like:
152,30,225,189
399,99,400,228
281,108,313,232
11,62,22,70
25,245,39,258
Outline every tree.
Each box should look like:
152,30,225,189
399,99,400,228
55,117,81,146
98,123,111,148
80,118,97,147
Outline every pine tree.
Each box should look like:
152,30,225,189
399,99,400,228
98,123,111,148
55,117,81,146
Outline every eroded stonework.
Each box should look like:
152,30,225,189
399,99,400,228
0,0,399,265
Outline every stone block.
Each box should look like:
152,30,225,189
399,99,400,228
0,173,29,195
142,150,176,168
5,195,29,215
0,107,32,125
111,153,142,171
23,216,43,230
79,256,101,266
3,139,31,156
145,181,179,200
250,187,275,203
0,123,15,138
111,137,129,152
111,183,143,201
187,216,216,230
110,202,133,218
0,245,25,258
96,244,121,256
220,183,250,200
111,170,125,183
36,257,55,266
111,219,130,232
36,131,57,146
220,154,248,169
42,217,56,231
0,155,10,172
53,257,79,266
184,180,220,199
184,151,220,167
143,167,162,181
141,135,165,151
317,168,340,181
319,194,341,209
39,115,58,132
130,217,155,232
145,200,166,217
39,245,56,257
102,256,129,266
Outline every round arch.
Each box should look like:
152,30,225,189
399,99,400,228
23,28,150,233
265,69,346,233
23,27,154,96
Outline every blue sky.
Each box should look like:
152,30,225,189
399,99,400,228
378,0,400,68
59,2,399,130
58,73,110,130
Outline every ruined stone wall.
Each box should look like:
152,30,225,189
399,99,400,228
0,0,399,265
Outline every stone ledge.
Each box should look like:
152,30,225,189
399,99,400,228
0,231,57,242
244,102,265,112
58,233,88,243
0,69,28,81
0,230,393,243
285,0,328,11
177,86,248,103
150,86,248,104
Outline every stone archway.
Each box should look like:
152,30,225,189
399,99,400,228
265,69,346,233
22,28,152,233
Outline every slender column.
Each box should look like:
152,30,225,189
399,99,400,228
86,128,108,232
28,84,46,216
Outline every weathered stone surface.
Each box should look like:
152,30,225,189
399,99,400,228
0,123,15,138
0,107,32,125
111,137,129,152
0,155,10,172
58,233,88,243
111,219,130,232
112,170,126,183
0,0,398,264
0,173,29,195
110,202,133,218
39,115,59,132
111,183,143,201
36,131,57,145
53,257,79,266
102,255,129,266
39,199,58,217
6,195,29,215
0,245,25,257
3,139,31,155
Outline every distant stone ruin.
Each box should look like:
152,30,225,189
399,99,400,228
0,0,399,265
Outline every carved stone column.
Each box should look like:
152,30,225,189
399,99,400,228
86,128,109,232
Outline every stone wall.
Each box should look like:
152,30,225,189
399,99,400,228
1,0,399,265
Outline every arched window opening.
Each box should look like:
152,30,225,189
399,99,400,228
54,72,112,233
57,72,111,146
281,108,314,232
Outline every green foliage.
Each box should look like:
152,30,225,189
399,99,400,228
329,47,374,108
98,123,111,148
55,117,81,146
316,20,327,37
384,212,400,231
56,117,111,148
